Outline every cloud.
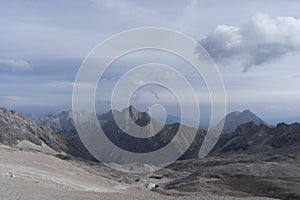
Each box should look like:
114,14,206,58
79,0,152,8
200,13,300,71
0,59,32,72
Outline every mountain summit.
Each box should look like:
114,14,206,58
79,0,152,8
221,109,266,133
127,105,151,126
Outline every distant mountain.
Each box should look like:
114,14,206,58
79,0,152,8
221,109,266,133
166,109,265,132
37,111,77,139
36,106,206,162
211,121,300,155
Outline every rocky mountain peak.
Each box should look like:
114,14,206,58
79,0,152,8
127,105,151,126
221,109,266,133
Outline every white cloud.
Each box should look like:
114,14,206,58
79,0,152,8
0,59,32,72
200,13,300,71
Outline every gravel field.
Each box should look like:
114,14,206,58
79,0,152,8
0,145,277,200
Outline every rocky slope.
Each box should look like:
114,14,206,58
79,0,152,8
161,154,300,200
0,108,90,159
212,121,300,155
0,108,69,152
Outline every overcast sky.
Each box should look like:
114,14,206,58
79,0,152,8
1,0,300,124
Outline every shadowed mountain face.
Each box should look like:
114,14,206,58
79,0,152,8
127,105,151,127
99,107,205,161
221,110,266,134
37,106,206,161
212,121,300,155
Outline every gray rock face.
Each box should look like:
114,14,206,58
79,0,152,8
127,105,151,127
221,110,266,134
212,122,300,155
0,108,94,159
0,108,68,152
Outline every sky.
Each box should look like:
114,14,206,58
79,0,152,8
0,0,300,124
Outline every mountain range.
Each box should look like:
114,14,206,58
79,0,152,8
0,106,299,161
37,106,205,161
212,121,300,155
